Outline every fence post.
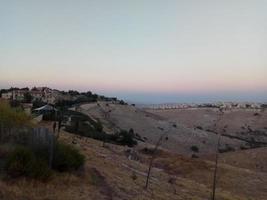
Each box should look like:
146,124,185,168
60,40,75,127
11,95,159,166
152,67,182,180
0,123,2,144
49,130,54,169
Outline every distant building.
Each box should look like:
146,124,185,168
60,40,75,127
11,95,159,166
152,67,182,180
43,91,56,104
1,91,12,100
13,90,28,101
30,90,43,100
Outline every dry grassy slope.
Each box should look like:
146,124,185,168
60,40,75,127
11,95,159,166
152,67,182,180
147,108,267,139
1,128,266,200
77,103,246,155
217,147,267,173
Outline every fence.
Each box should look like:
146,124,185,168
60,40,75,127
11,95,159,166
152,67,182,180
0,124,55,168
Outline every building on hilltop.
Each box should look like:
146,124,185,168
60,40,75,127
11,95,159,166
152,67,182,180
1,91,13,100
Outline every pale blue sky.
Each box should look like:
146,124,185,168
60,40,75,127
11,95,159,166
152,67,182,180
0,0,266,103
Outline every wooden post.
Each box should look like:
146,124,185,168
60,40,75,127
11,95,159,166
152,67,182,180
211,109,224,200
49,130,54,169
211,136,220,200
0,123,2,144
145,133,167,189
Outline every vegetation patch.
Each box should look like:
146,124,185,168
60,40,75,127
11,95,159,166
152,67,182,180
0,102,85,180
0,101,31,127
53,143,85,172
190,145,199,153
5,146,51,180
2,142,85,180
64,110,137,147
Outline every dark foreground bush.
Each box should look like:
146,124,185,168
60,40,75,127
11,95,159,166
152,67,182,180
53,143,85,172
4,142,85,179
29,158,52,179
5,146,51,180
190,145,199,152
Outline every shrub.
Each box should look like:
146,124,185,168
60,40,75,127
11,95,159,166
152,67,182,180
5,146,51,179
5,146,34,178
190,145,199,152
218,145,235,153
53,143,85,172
4,142,85,179
23,92,33,103
196,126,203,130
95,120,103,132
0,102,30,127
28,158,51,180
115,130,137,147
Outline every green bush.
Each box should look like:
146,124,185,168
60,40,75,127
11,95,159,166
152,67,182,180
53,143,85,172
5,146,51,179
28,158,51,180
0,102,30,127
5,146,34,177
4,142,85,179
0,143,85,180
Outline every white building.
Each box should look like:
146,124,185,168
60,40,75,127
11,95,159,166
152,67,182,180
13,90,27,101
1,91,12,99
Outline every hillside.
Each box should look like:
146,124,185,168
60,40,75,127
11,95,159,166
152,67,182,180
76,103,267,155
1,102,266,200
1,125,266,200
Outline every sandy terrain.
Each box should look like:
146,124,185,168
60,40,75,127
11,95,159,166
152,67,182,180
147,108,267,147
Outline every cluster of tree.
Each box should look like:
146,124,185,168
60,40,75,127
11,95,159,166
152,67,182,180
0,87,30,95
64,110,137,147
55,92,125,110
61,90,117,102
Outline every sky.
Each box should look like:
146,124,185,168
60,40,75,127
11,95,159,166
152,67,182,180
0,0,266,103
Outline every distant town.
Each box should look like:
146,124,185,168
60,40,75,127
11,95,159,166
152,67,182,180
0,86,125,106
142,102,266,110
0,87,266,111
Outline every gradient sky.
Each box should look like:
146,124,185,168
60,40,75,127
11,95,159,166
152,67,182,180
0,0,266,103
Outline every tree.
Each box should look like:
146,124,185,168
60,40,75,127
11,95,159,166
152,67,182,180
116,130,137,147
21,87,29,91
23,92,33,103
68,90,80,96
